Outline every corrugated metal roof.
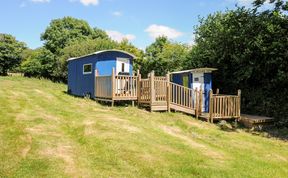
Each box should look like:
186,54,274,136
170,68,217,74
67,49,136,61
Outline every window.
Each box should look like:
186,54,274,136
194,77,199,82
121,63,125,72
83,64,92,74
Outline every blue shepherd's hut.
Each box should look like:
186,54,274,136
67,49,135,98
170,68,217,112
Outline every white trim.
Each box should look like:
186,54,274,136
83,63,92,75
67,49,136,61
170,68,217,74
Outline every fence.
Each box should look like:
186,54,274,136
95,69,137,101
95,75,112,99
209,90,241,122
95,68,241,122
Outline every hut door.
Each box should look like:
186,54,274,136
182,74,189,88
116,58,130,75
192,73,205,111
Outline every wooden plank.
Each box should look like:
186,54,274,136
150,71,155,110
166,73,170,112
111,68,115,101
170,103,196,115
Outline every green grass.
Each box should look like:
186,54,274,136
0,76,288,178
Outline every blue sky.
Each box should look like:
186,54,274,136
0,0,255,49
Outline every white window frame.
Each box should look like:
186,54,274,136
83,63,92,75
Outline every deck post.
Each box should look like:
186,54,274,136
195,88,199,119
237,89,241,119
216,88,219,95
209,89,213,123
111,68,115,107
150,71,155,111
166,72,170,112
137,70,141,106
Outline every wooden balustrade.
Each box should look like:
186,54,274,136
154,77,167,102
95,75,112,98
95,69,241,122
114,75,138,99
139,79,151,103
169,82,202,116
95,68,137,101
209,90,241,122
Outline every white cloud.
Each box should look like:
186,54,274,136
112,11,122,17
30,0,50,3
145,24,183,39
79,0,99,6
106,30,136,42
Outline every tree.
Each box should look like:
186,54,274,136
21,48,56,79
117,39,144,71
144,36,188,76
41,17,95,54
187,5,288,125
91,28,110,40
0,34,26,76
253,0,288,11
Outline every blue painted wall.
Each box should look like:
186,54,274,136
204,73,212,112
67,51,134,98
171,72,193,88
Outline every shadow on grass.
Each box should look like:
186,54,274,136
248,127,288,141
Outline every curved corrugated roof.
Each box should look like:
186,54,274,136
67,49,136,61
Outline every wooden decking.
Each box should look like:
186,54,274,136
94,69,241,122
240,114,274,129
95,69,138,104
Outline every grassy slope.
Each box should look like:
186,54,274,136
0,76,288,178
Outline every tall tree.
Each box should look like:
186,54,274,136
117,39,144,71
0,34,26,76
187,5,288,125
41,17,94,54
21,48,56,79
144,36,188,76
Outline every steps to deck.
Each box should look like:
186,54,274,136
240,114,274,129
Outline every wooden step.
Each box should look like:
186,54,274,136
170,103,195,115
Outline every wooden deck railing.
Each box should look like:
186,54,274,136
154,77,167,102
95,68,241,122
139,72,168,104
169,82,203,116
95,69,137,101
139,79,151,103
114,75,138,99
95,75,112,98
209,90,241,122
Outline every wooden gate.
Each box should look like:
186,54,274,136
208,90,241,122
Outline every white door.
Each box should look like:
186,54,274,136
116,58,130,74
116,58,130,94
192,73,205,111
